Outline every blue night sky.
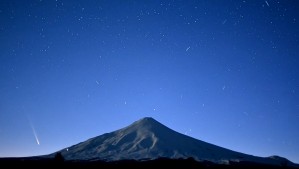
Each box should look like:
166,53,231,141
1,0,299,163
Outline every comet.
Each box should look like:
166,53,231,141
27,116,40,145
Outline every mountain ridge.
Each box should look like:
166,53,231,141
47,117,298,167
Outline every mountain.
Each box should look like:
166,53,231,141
49,117,297,167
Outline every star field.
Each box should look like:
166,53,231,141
0,0,299,163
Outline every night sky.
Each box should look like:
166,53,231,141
1,0,299,163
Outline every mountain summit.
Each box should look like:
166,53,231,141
51,117,296,167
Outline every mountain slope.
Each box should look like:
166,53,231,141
49,117,297,167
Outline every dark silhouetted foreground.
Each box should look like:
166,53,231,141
0,157,297,169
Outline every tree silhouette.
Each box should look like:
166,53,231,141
54,152,65,163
